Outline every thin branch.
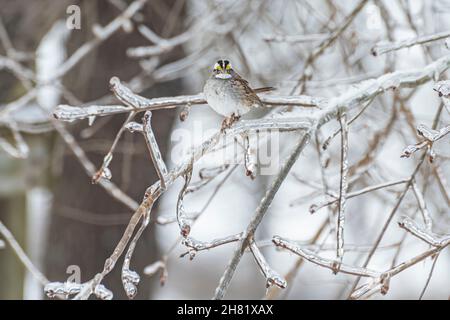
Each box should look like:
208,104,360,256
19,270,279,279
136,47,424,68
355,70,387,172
335,111,349,269
411,180,433,230
249,239,287,289
0,220,49,286
309,179,409,213
398,216,450,247
372,30,450,56
142,111,168,189
272,236,381,278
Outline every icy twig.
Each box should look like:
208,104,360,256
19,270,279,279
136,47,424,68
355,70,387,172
411,181,433,231
0,220,49,286
335,111,349,270
249,239,287,289
92,112,136,184
322,96,375,150
272,236,381,278
400,123,450,160
243,135,256,179
121,202,152,298
398,216,450,247
433,80,450,97
44,281,113,300
263,33,328,43
142,111,168,189
181,233,243,259
309,179,409,213
372,30,450,56
177,168,193,237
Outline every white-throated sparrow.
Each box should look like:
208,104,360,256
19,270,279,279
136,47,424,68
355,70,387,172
203,59,272,130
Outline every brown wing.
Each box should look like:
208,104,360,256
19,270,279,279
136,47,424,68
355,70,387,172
231,72,265,106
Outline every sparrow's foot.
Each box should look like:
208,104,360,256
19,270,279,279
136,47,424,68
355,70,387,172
221,113,241,132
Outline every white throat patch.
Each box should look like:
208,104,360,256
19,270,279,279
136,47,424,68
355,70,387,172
215,73,232,79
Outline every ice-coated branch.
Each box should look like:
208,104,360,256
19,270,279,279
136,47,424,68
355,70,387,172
44,281,113,300
0,220,49,286
177,169,193,237
434,80,450,97
401,82,450,160
54,83,324,122
272,236,381,278
322,96,375,150
181,233,243,259
263,33,328,43
249,239,287,289
398,216,450,248
121,201,152,298
142,111,168,189
335,111,348,269
372,30,450,56
401,123,450,160
309,179,409,213
411,181,433,230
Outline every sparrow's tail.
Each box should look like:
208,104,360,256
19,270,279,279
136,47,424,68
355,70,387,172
253,86,276,93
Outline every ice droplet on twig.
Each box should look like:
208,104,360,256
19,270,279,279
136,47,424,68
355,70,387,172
122,269,140,299
94,284,113,300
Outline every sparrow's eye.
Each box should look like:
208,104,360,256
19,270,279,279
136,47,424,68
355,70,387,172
214,62,223,71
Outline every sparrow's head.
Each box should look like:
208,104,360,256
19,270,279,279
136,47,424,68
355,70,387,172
212,59,233,79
